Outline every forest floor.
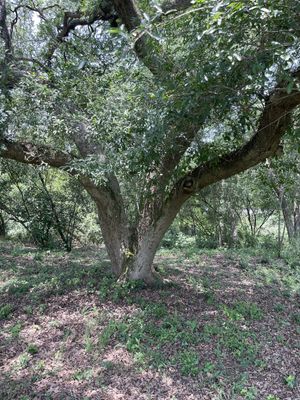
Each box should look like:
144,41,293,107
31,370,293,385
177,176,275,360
0,242,299,400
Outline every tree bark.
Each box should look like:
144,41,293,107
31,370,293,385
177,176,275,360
294,202,300,238
0,212,5,238
123,193,187,283
280,194,295,241
79,176,133,276
273,186,300,242
84,181,187,284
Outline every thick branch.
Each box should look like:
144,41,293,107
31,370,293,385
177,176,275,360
45,6,117,63
0,0,13,92
0,0,11,55
135,84,300,261
112,0,195,181
177,87,300,195
112,0,193,31
0,138,73,168
161,0,193,13
112,0,186,75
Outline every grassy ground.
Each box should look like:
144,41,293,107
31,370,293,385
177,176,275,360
0,242,299,400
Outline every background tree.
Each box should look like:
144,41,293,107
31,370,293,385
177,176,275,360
170,168,277,250
0,160,88,250
0,210,5,237
0,0,300,283
267,142,300,242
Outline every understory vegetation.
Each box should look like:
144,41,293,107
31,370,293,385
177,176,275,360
0,242,299,399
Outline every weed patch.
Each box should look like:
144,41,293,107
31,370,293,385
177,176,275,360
203,320,259,366
0,304,13,320
177,350,200,376
223,301,263,321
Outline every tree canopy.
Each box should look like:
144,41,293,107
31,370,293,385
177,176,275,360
0,0,300,282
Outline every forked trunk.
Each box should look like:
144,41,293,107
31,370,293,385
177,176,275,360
82,175,188,284
96,218,166,284
125,227,163,284
119,197,187,283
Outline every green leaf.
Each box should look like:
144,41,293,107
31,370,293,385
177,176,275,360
286,81,294,94
108,28,121,35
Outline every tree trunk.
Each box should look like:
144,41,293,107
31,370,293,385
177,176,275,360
95,201,132,276
88,182,187,283
294,202,300,238
80,175,144,278
93,209,163,284
280,195,295,241
277,191,300,242
126,228,163,283
0,212,5,238
125,194,188,283
77,175,166,283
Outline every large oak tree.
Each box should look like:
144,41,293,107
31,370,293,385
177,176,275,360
0,0,300,283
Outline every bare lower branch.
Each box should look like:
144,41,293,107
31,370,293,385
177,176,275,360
0,138,74,169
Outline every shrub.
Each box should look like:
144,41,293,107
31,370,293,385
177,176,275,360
0,304,13,320
237,228,257,248
27,344,39,355
259,234,279,253
174,232,195,249
282,240,300,269
161,227,180,248
196,234,218,249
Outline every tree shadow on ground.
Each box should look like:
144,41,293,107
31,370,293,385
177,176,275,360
0,242,299,399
